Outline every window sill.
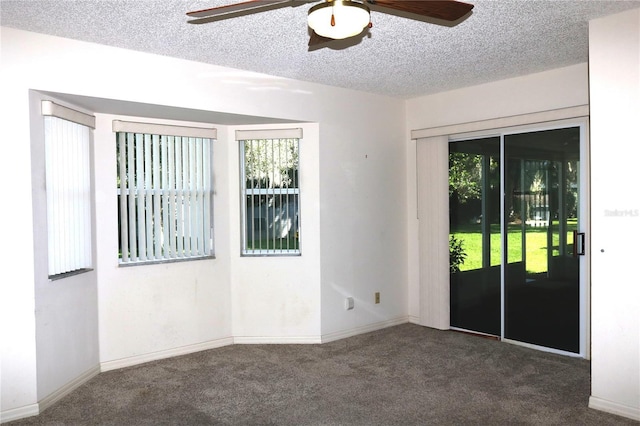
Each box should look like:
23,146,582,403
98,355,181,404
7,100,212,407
241,251,301,257
118,255,216,267
49,268,93,281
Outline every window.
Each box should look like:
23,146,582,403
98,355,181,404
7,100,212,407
42,101,95,278
115,121,216,265
238,128,302,256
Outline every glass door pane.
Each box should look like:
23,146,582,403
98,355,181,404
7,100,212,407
449,137,501,336
503,128,580,353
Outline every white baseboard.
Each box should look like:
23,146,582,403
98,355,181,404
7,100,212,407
321,316,409,343
589,396,640,421
408,315,421,324
233,336,322,344
4,322,413,423
0,403,39,424
39,365,101,413
100,337,234,372
100,321,413,369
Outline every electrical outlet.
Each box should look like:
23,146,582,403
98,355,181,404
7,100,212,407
345,297,355,310
375,292,380,304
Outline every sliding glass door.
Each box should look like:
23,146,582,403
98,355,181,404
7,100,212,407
449,137,501,336
449,125,585,354
503,128,581,353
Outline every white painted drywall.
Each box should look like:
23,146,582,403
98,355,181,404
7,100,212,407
93,113,234,366
318,97,408,339
588,8,640,421
228,123,322,342
407,63,590,131
28,91,100,402
0,44,41,420
405,63,590,323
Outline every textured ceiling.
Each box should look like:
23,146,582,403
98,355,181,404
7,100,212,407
1,0,639,99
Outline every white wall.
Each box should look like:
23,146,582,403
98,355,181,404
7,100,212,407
588,8,640,421
93,114,234,369
405,63,590,322
319,99,408,339
0,26,407,419
0,68,38,419
28,91,100,403
229,123,322,342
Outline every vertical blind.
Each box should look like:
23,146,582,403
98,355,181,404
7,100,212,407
42,101,95,277
416,136,451,330
114,121,216,264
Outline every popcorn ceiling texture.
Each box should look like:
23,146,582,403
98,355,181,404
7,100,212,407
1,0,639,98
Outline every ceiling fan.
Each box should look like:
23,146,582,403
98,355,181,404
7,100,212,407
187,0,474,47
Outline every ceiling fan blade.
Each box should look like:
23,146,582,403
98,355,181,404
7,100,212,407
366,0,473,22
187,0,295,19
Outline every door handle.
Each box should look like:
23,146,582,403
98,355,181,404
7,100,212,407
573,230,586,257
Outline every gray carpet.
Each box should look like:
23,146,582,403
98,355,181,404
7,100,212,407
10,324,636,425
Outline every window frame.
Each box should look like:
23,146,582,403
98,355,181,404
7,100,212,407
238,128,302,257
42,101,95,279
114,120,216,266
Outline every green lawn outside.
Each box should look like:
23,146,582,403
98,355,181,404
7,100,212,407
247,237,299,251
451,220,577,273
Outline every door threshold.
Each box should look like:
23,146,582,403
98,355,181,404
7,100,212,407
502,338,584,358
450,327,500,341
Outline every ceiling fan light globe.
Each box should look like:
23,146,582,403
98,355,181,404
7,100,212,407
308,0,370,40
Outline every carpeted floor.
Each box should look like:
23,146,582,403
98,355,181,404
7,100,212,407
9,323,636,425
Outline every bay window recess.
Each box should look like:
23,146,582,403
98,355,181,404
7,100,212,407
238,128,302,256
42,101,95,278
114,120,216,265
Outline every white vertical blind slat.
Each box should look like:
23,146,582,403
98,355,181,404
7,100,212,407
67,121,78,270
56,119,65,272
72,122,82,270
161,135,170,259
49,118,60,274
59,121,68,271
190,136,195,256
277,140,283,253
144,134,153,259
195,138,203,255
168,136,177,258
44,117,56,274
175,137,184,257
252,140,258,250
81,125,92,268
180,136,187,257
118,132,129,262
269,140,275,250
136,133,147,261
203,138,211,252
152,134,162,258
127,133,137,260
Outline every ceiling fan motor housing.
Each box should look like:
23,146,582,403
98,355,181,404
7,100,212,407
308,0,371,39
